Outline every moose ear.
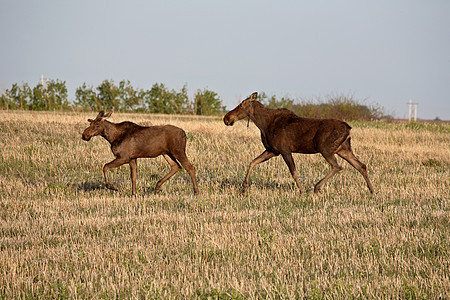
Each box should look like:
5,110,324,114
96,111,105,119
249,92,258,101
103,107,114,119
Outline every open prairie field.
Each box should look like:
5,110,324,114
0,110,449,298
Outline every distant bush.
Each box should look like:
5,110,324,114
258,92,384,121
257,92,294,110
294,94,384,121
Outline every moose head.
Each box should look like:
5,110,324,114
81,109,114,141
223,92,258,126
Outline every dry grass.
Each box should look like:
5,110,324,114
0,110,449,298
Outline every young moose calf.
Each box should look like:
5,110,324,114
82,110,199,195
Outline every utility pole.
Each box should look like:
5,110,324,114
407,99,418,122
414,102,417,122
408,99,411,122
41,74,48,109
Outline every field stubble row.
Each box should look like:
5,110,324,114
0,111,449,298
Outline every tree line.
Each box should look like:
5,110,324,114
0,80,68,111
0,79,225,115
1,79,385,120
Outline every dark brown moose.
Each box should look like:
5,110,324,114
82,110,199,195
223,92,374,194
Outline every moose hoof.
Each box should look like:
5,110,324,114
313,185,321,194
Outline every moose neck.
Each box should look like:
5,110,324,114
248,102,274,132
101,120,122,144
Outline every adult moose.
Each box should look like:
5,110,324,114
82,110,199,195
223,92,374,194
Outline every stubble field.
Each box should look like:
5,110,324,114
0,110,449,298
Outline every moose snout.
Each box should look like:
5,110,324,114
81,132,91,141
223,115,234,126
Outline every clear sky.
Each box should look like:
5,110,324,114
1,0,449,120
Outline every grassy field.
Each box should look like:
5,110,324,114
0,110,449,298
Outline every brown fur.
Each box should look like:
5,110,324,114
82,110,199,195
223,92,374,193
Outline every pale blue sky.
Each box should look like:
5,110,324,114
1,0,449,119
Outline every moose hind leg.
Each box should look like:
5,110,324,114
314,153,342,193
281,152,303,192
337,148,374,193
129,159,137,195
173,152,199,195
155,154,181,194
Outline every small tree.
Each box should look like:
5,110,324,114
172,84,190,114
143,83,170,113
96,80,121,110
31,83,46,110
143,83,190,114
118,80,140,111
75,83,98,110
0,94,9,110
2,83,32,110
46,79,69,110
194,88,224,115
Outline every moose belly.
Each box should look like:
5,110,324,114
111,137,167,159
291,145,318,154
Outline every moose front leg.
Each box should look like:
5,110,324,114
242,150,276,193
103,157,127,191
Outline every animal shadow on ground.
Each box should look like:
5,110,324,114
74,181,107,192
248,180,302,192
142,174,164,194
74,174,194,195
219,177,312,193
73,176,125,193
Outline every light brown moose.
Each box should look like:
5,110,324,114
223,92,374,194
82,110,199,195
